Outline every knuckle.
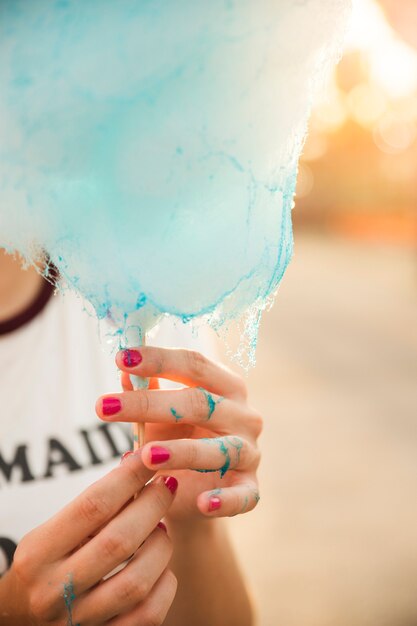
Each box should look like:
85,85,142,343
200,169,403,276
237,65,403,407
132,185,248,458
118,574,147,604
13,540,34,581
136,390,150,419
186,350,207,378
250,411,264,438
28,590,55,622
122,458,146,487
78,492,111,525
134,577,152,603
184,441,198,467
100,530,131,561
188,387,208,420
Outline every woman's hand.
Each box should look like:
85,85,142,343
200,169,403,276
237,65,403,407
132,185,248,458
96,347,262,523
0,453,178,626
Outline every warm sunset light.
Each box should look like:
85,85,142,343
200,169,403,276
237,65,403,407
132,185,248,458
348,0,417,99
310,0,417,152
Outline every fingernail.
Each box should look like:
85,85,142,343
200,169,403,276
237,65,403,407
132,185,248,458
157,521,167,533
164,476,178,494
208,497,222,512
122,349,142,368
102,397,122,416
150,446,171,464
120,450,133,464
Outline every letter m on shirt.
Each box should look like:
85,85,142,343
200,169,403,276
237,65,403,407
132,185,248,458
0,445,35,485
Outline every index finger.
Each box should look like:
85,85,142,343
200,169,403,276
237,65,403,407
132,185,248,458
34,450,153,562
116,346,247,400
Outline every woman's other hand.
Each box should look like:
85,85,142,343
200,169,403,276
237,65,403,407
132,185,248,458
97,347,262,523
0,452,177,626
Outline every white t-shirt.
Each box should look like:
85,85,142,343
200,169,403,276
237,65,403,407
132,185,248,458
0,289,213,575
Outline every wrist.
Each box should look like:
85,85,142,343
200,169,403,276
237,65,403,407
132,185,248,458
166,516,224,543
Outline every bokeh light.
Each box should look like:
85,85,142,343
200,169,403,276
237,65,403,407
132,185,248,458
237,6,417,625
295,0,417,244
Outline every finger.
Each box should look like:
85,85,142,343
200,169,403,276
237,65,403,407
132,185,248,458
75,525,172,624
97,387,252,433
197,481,260,517
121,372,160,392
107,568,177,626
141,436,259,477
121,371,133,391
66,475,178,593
30,450,153,562
116,346,247,400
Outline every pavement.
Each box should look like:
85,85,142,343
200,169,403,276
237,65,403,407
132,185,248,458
224,233,417,626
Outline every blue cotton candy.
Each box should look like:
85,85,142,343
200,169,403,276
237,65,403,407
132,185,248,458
0,0,350,363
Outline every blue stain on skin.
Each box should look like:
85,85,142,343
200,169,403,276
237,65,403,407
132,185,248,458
62,573,79,626
170,407,183,422
171,390,223,422
195,436,243,478
239,495,249,514
198,388,224,421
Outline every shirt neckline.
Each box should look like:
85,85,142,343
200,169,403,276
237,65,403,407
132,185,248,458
0,269,57,336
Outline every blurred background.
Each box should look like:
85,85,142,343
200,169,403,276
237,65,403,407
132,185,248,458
226,1,417,624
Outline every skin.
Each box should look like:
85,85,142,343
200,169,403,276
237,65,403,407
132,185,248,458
0,452,178,625
101,347,263,626
0,250,43,322
0,251,262,625
100,347,262,522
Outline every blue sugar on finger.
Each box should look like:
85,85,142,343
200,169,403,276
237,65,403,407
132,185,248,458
170,407,183,422
196,436,243,478
0,0,350,366
62,573,79,626
198,388,224,421
239,496,249,514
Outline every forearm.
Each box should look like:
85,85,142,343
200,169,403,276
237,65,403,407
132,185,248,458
164,518,255,626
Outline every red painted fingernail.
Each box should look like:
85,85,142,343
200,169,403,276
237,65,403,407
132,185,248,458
150,446,171,464
122,349,142,368
157,521,167,533
102,397,122,416
120,450,133,463
164,476,178,494
208,497,222,512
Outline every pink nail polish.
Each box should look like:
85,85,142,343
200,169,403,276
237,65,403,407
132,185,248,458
209,497,221,512
102,397,122,416
120,450,133,463
164,476,178,494
157,521,168,533
150,446,171,464
122,349,142,368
